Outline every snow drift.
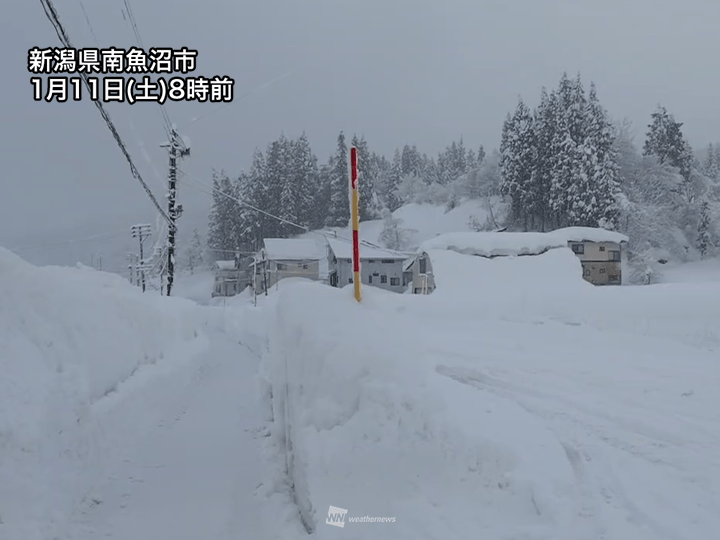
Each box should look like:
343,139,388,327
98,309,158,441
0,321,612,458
258,281,583,539
0,247,206,540
253,246,720,539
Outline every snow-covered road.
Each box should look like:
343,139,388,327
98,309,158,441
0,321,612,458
63,330,296,540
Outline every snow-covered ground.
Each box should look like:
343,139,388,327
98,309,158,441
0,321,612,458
3,235,720,540
0,248,298,540
249,247,720,539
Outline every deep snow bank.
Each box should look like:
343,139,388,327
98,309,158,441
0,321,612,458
0,248,206,540
259,281,581,539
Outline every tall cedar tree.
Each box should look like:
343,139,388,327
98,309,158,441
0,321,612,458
326,131,351,227
351,135,378,221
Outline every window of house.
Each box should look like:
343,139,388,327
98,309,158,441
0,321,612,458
600,268,606,274
609,275,620,282
584,268,590,276
381,275,387,284
419,257,427,274
571,244,585,254
381,259,394,264
414,288,422,294
610,250,620,261
349,278,353,283
368,275,373,284
368,259,375,263
303,264,308,269
277,263,285,270
599,246,605,251
390,277,400,286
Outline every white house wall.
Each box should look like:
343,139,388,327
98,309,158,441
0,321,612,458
336,258,406,293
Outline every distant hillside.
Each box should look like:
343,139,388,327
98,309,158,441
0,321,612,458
300,197,506,252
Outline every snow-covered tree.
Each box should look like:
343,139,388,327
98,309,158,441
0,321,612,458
326,131,351,227
351,135,379,221
643,105,694,189
378,207,411,250
697,199,712,258
500,98,536,230
186,228,204,274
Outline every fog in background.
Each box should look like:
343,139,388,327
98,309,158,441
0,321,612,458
2,0,718,270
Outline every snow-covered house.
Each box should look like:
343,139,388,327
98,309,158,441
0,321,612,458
212,259,251,297
412,227,629,291
254,238,332,292
551,227,629,286
326,238,408,293
403,251,436,294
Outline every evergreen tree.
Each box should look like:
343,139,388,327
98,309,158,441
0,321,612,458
500,99,536,230
351,134,378,221
643,105,694,188
582,82,621,228
186,228,203,274
246,148,268,247
531,88,557,230
697,199,712,257
263,139,282,237
293,132,318,228
207,169,238,253
477,145,486,167
703,143,720,182
385,150,403,211
326,131,351,227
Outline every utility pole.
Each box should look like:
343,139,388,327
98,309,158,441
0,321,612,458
161,129,190,297
131,223,152,292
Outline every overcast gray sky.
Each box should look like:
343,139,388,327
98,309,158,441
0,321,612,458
2,0,719,259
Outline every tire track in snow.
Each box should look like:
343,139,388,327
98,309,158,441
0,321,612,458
435,364,694,540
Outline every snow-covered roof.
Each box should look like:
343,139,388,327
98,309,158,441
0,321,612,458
421,232,567,258
549,227,629,244
213,260,236,270
420,228,629,259
327,238,407,260
263,238,327,261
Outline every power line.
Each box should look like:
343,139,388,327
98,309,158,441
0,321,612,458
175,169,409,257
77,0,99,47
118,0,180,147
38,0,174,230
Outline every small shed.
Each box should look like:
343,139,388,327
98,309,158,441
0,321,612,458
327,238,408,293
403,251,435,294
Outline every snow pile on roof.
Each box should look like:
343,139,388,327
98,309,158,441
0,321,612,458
550,226,629,244
421,227,628,258
263,238,327,261
421,231,568,257
0,247,206,539
327,238,406,260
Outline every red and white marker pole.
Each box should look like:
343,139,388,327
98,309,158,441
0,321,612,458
350,146,361,302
